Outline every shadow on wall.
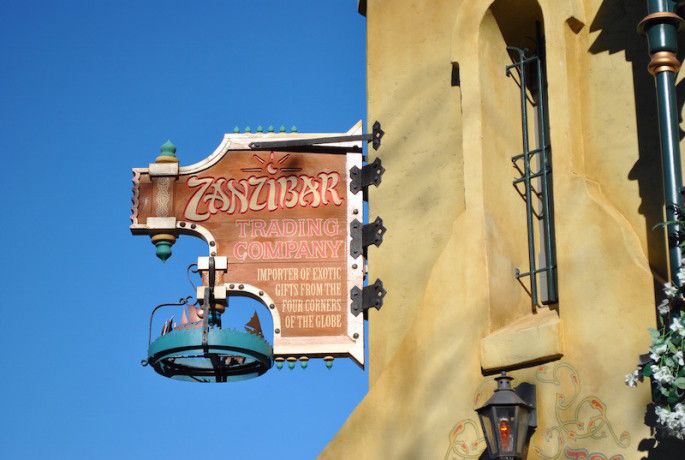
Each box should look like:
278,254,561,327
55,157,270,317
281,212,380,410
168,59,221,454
589,1,685,458
589,0,679,282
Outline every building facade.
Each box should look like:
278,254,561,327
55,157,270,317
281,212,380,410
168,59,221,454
322,1,684,458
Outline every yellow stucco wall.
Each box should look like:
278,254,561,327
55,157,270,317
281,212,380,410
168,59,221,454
322,1,670,458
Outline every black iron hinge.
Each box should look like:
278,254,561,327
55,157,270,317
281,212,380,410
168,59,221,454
350,279,387,317
350,157,385,194
248,121,384,151
350,217,386,259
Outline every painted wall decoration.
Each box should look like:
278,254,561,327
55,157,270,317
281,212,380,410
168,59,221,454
444,363,631,460
130,123,369,365
443,419,487,460
533,363,630,460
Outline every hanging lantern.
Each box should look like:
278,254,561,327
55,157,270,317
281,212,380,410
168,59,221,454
141,284,273,383
475,372,536,459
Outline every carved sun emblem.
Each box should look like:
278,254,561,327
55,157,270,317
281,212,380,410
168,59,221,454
241,152,302,176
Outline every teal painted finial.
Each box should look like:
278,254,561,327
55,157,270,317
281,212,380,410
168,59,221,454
160,140,176,157
324,356,334,369
244,126,251,133
154,240,173,262
290,125,298,133
233,126,240,133
267,125,274,133
279,125,286,133
256,125,263,133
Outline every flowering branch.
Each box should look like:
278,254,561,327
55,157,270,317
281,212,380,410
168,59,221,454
626,266,685,439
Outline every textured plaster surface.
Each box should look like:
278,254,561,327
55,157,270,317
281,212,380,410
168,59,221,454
322,0,662,458
480,308,563,371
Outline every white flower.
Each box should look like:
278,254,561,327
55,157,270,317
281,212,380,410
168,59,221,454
676,351,685,366
670,319,685,337
653,365,675,385
656,404,685,438
651,343,669,361
656,405,670,424
678,267,685,285
625,369,639,387
664,282,679,298
658,299,672,315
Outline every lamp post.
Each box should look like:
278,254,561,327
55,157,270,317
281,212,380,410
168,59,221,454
638,0,684,288
475,372,537,460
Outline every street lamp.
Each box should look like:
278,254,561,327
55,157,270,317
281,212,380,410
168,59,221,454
475,372,537,459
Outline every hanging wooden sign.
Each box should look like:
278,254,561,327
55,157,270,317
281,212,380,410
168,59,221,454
131,122,368,366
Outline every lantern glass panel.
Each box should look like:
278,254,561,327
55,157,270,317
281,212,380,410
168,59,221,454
478,411,496,457
493,406,517,456
515,406,531,456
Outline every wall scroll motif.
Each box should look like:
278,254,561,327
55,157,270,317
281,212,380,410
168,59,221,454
532,363,630,460
443,419,487,460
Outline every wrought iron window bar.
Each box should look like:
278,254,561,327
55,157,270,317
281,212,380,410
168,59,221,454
506,25,558,308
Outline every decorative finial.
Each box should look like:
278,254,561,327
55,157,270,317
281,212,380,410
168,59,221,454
290,125,298,133
151,234,176,262
256,125,263,133
155,140,178,163
267,125,275,133
287,357,297,370
324,356,334,369
279,125,286,133
244,126,251,133
300,357,309,369
160,140,176,156
275,357,284,370
233,126,240,133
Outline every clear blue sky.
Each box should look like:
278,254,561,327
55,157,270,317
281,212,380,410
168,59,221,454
0,1,367,458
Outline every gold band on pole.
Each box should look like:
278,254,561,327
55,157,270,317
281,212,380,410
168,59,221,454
648,51,681,75
638,11,684,34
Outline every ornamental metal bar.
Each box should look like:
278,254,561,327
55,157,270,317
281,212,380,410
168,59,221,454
146,297,193,349
249,121,384,151
640,0,684,288
249,134,370,150
507,26,558,308
508,46,538,307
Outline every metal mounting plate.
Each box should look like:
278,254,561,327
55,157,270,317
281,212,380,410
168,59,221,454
350,157,385,194
350,217,386,258
350,279,387,317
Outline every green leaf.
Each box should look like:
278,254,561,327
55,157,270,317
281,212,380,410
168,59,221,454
643,365,653,377
665,358,676,367
675,378,685,389
660,387,670,397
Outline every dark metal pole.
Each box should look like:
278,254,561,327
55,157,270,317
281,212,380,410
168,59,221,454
640,0,684,287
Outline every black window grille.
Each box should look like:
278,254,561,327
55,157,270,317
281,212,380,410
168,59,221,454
506,25,558,307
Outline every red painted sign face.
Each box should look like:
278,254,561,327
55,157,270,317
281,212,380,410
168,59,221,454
131,126,365,365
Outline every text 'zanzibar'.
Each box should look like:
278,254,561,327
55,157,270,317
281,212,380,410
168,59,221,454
184,172,343,221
